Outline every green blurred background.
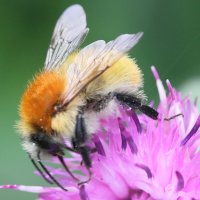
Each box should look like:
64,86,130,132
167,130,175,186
1,0,200,199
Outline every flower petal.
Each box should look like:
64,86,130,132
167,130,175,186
92,134,106,156
181,115,200,146
176,171,184,191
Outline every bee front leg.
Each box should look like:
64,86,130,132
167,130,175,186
73,112,92,185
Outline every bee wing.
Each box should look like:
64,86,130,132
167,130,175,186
65,40,106,87
62,32,143,105
44,4,89,71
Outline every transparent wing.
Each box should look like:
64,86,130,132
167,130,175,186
62,32,143,106
66,40,106,86
44,4,89,71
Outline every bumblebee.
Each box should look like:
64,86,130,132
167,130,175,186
17,4,174,191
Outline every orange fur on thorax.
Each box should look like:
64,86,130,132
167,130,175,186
19,70,67,134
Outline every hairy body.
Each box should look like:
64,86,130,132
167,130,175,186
18,51,144,157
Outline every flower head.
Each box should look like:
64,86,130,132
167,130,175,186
1,67,200,200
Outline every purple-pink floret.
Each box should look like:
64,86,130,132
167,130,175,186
181,115,200,146
2,67,200,200
175,171,184,192
135,163,152,179
79,185,89,200
126,109,142,133
92,134,106,156
118,117,138,154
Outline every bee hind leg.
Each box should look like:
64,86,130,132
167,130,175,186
113,93,159,120
114,93,183,121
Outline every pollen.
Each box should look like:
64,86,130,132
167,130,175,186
19,70,67,134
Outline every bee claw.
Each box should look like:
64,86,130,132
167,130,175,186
78,167,92,186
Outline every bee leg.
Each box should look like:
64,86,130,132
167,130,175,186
73,112,92,185
65,146,80,153
80,147,96,166
90,147,97,153
27,152,54,184
114,93,182,120
73,112,88,148
137,104,183,120
114,93,159,120
37,151,68,191
163,113,183,121
77,146,92,186
58,156,80,181
137,104,159,120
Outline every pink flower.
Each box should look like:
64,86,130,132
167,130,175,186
1,67,200,200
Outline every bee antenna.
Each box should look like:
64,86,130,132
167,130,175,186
27,152,54,184
37,151,68,191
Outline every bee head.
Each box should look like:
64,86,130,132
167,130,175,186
17,69,86,158
16,70,69,157
22,130,65,158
